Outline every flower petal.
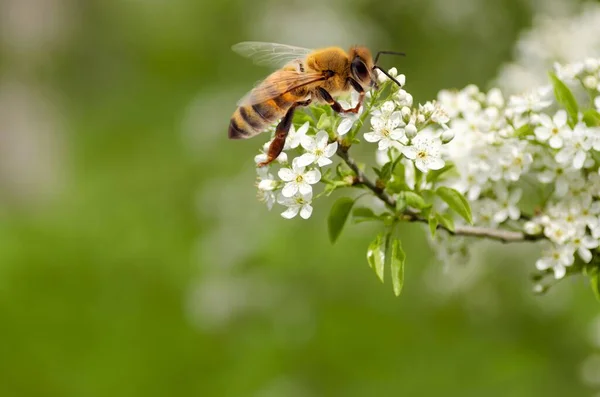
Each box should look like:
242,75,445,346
573,150,586,169
337,118,353,135
425,157,445,170
534,126,550,141
315,130,329,148
364,132,381,142
402,146,417,160
553,265,566,279
554,110,567,128
317,157,332,167
300,204,313,219
281,206,299,219
300,136,316,151
304,169,321,184
282,182,298,197
296,153,316,167
298,182,312,195
278,168,295,181
324,142,338,157
548,135,563,149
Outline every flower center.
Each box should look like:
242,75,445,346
417,150,427,159
295,175,304,183
552,252,560,260
315,149,323,156
552,127,559,135
382,129,390,137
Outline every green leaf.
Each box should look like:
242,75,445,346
380,162,394,181
428,213,438,238
435,212,455,232
426,163,455,184
549,72,579,127
514,124,534,137
352,207,382,224
403,191,428,210
390,239,406,296
317,113,331,130
583,109,600,127
396,196,407,212
436,187,473,224
327,197,355,244
367,233,385,283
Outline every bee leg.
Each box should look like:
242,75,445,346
316,87,363,114
257,104,300,167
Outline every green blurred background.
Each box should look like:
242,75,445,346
1,0,600,396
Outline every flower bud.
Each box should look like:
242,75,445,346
583,75,598,90
441,129,455,143
524,221,542,235
405,123,417,139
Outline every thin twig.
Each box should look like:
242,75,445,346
336,146,544,244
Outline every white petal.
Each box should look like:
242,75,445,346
337,118,353,135
304,169,321,184
536,258,551,271
254,154,267,164
548,135,563,149
578,247,592,263
538,114,553,128
414,159,428,173
509,189,522,203
281,206,299,219
324,142,338,157
378,139,391,151
298,182,312,195
554,110,567,127
364,132,381,143
296,121,309,136
282,182,298,197
508,206,520,220
300,136,316,151
555,177,569,196
296,153,316,167
538,170,554,183
573,150,587,169
553,265,566,279
534,126,550,141
278,168,295,182
555,148,571,164
300,204,313,219
425,157,445,170
258,180,276,191
402,146,417,160
493,210,508,224
583,236,599,249
317,157,333,167
315,130,329,148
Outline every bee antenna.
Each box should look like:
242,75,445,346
374,50,406,65
373,65,403,87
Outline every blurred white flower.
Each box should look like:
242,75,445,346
569,234,598,263
555,122,591,169
364,112,407,150
534,110,570,148
278,191,313,219
535,244,575,279
297,130,337,167
595,96,600,111
493,186,522,223
402,134,445,173
278,158,321,197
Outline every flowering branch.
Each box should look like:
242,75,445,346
251,60,600,298
336,145,537,243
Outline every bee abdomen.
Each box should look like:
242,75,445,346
228,97,291,139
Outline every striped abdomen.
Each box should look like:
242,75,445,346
228,93,296,139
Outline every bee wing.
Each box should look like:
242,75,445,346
231,41,313,68
237,70,325,106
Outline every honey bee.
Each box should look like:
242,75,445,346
228,41,404,167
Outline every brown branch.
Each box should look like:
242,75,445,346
336,146,544,244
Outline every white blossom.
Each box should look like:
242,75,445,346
493,186,522,223
364,112,407,150
297,130,338,167
284,121,309,150
278,158,321,198
534,110,570,148
337,91,363,136
255,141,288,165
535,244,575,279
555,122,591,169
278,191,313,219
402,133,445,173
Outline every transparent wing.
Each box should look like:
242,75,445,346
231,41,313,68
237,70,324,106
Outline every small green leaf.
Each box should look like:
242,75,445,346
327,197,355,244
435,212,455,232
428,213,438,237
396,196,407,212
426,163,456,184
390,239,406,296
317,113,331,130
436,187,473,224
372,167,382,178
380,162,394,181
403,191,428,210
367,233,385,283
514,124,534,137
549,72,579,127
352,207,382,224
583,109,600,127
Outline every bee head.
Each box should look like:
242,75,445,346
349,46,378,90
